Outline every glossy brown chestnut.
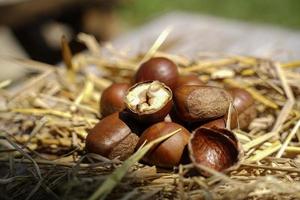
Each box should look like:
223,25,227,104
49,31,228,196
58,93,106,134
201,109,239,130
188,127,242,176
124,81,173,124
201,117,228,129
136,122,190,168
228,88,257,129
85,112,139,160
175,74,204,89
100,83,130,117
135,57,179,89
173,85,232,122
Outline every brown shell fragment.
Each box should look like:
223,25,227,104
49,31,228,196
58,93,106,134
188,127,241,176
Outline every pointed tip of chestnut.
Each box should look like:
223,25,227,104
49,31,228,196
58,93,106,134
100,83,131,117
124,81,173,124
135,57,179,89
174,85,232,122
85,112,139,160
136,122,191,168
188,127,242,176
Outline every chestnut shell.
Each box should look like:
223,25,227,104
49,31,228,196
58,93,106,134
85,112,139,160
100,83,130,117
136,122,190,168
135,57,179,89
173,85,232,122
188,127,241,176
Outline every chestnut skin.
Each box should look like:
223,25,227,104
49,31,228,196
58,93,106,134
136,122,190,168
188,127,241,176
228,88,257,129
85,112,139,160
100,83,130,117
173,85,232,122
175,74,204,89
135,57,179,89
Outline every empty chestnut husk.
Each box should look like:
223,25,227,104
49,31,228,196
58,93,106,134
124,81,173,124
173,85,232,122
228,88,257,129
100,83,131,117
85,112,139,160
136,122,190,168
188,127,242,176
135,57,179,89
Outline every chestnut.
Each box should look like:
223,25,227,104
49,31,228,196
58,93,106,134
135,57,179,89
201,109,239,130
201,117,228,129
228,88,257,129
85,112,139,160
175,74,204,89
100,83,130,117
124,81,173,124
136,122,190,168
188,127,242,176
173,85,232,122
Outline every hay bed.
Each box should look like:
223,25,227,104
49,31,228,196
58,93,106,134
1,32,300,200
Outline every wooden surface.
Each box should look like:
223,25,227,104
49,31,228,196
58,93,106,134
112,12,300,61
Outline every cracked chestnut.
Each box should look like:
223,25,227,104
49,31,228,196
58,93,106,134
135,57,179,89
85,112,139,160
188,127,242,176
124,81,173,124
173,85,232,122
100,83,130,117
136,122,190,168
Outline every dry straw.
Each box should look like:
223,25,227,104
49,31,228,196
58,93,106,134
0,30,300,199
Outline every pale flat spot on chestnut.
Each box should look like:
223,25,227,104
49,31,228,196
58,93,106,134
174,85,232,122
125,81,171,113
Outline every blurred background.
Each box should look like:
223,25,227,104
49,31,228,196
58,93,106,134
0,0,300,66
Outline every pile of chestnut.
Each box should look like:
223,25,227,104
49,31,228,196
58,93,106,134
86,57,256,175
